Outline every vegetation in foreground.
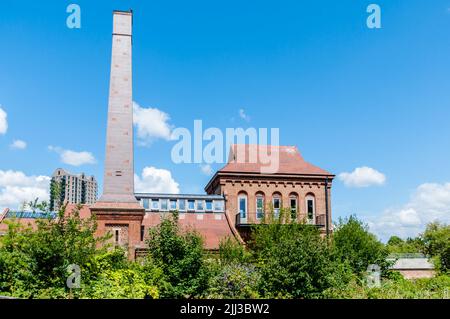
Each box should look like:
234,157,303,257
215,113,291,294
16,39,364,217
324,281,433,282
0,203,448,299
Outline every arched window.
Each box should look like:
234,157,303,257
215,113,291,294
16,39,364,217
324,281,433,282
272,193,281,219
289,193,298,220
305,194,315,224
238,192,248,222
256,192,265,220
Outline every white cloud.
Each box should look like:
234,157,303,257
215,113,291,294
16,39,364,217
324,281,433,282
10,139,27,150
368,182,450,241
338,166,386,188
48,146,96,166
135,166,180,194
238,108,250,122
133,101,174,146
0,170,50,211
200,164,213,176
0,107,7,135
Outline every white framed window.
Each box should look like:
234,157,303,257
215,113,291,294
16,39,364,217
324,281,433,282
273,196,281,218
188,200,195,211
290,196,298,220
306,195,315,224
178,199,186,211
256,195,264,220
170,199,177,211
151,199,159,210
205,200,213,211
142,198,150,210
213,200,224,212
160,199,169,211
238,194,247,221
196,200,205,211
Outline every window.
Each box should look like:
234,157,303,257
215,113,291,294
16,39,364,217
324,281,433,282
114,229,120,244
256,195,264,220
196,200,205,211
188,200,195,211
306,195,315,223
142,198,149,210
178,199,186,211
273,196,281,218
238,194,247,220
151,199,159,210
290,196,297,220
140,226,145,241
170,200,177,211
213,200,224,212
160,199,169,211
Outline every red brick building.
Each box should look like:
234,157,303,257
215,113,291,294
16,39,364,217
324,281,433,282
0,145,334,259
0,11,334,260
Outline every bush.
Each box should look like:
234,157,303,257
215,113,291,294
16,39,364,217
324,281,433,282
146,212,210,298
250,209,352,298
332,216,391,276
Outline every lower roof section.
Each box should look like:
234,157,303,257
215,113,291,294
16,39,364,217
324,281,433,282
135,193,224,200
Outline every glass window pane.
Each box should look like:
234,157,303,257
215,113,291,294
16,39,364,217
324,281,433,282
206,200,212,211
196,200,204,211
170,200,177,210
256,197,264,219
307,200,314,219
239,197,247,218
143,198,149,209
179,199,186,211
188,200,195,210
161,199,168,211
151,199,159,210
213,200,224,211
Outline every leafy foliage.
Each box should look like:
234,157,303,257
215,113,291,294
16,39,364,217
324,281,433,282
0,202,448,299
145,212,210,298
250,209,352,298
0,204,110,298
422,222,450,273
332,215,391,276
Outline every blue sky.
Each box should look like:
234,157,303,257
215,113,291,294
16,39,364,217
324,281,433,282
1,0,450,240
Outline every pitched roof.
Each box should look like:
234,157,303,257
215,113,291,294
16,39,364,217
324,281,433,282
218,144,333,176
391,258,435,270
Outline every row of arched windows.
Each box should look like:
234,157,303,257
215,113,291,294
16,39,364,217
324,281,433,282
237,192,316,223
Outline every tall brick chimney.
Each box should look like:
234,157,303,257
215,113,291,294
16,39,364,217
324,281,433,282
91,10,144,259
99,10,137,204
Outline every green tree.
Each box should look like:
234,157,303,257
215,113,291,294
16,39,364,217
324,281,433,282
0,204,110,298
145,212,210,298
250,209,351,298
421,222,450,273
218,237,250,265
386,236,424,254
332,215,391,276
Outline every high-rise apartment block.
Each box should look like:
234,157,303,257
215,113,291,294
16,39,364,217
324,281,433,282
50,168,98,211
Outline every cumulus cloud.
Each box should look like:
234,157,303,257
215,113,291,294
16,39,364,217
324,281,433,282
48,146,96,166
338,166,386,188
10,139,27,150
133,101,174,146
0,170,50,211
238,108,250,122
368,182,450,241
0,107,7,135
200,164,213,176
135,166,180,194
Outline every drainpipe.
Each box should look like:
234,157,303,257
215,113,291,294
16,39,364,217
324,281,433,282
325,177,330,237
